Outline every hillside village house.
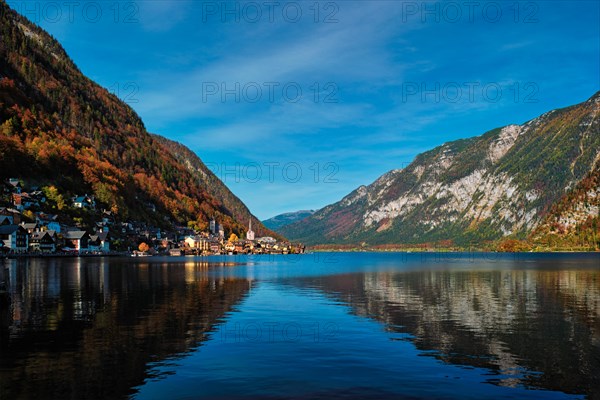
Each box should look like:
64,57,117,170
21,222,38,234
72,195,96,210
0,207,21,224
9,190,45,212
11,193,23,211
19,193,37,209
36,213,61,233
5,178,21,194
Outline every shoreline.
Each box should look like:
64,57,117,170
3,249,599,260
3,252,129,259
1,251,306,259
308,248,600,253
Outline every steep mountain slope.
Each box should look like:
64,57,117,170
281,92,600,246
0,1,271,236
530,163,599,248
153,135,281,238
262,210,315,231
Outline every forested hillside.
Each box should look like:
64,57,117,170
0,0,274,236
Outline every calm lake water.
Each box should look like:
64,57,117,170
0,252,599,399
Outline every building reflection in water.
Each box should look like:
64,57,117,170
0,258,252,399
288,267,600,397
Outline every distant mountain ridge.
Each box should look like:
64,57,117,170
281,92,600,248
262,210,315,231
0,0,275,236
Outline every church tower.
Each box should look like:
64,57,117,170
246,219,255,241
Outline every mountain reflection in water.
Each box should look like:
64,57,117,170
0,258,252,399
286,267,600,396
0,254,598,399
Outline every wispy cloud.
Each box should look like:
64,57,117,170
138,0,193,32
20,0,596,218
135,1,415,122
499,41,534,51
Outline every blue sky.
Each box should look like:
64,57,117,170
8,0,600,220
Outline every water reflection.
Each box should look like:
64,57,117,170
1,255,599,399
0,258,252,399
288,267,600,397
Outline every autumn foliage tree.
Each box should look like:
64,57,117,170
42,185,66,210
497,239,531,252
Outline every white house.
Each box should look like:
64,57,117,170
184,235,209,251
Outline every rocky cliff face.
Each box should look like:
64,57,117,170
281,92,600,246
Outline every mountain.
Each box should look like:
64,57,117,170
281,92,600,248
153,135,281,238
262,210,315,231
0,1,276,237
529,162,599,249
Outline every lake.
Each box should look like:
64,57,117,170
0,252,599,399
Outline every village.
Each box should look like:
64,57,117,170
0,178,305,257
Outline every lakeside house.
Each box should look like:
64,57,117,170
184,235,210,252
29,231,57,253
89,232,111,253
0,225,28,253
63,231,90,252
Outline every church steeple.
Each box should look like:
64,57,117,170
246,218,255,241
